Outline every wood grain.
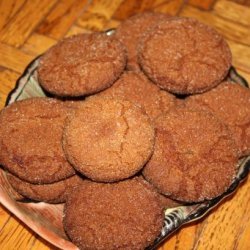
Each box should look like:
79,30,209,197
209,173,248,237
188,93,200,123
214,0,250,26
0,69,19,108
77,0,123,31
180,5,250,46
188,0,216,10
0,43,33,73
0,0,57,47
0,0,250,250
37,0,89,39
21,33,57,56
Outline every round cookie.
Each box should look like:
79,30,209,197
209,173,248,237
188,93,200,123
63,177,164,250
96,71,176,120
115,12,170,71
138,17,232,94
0,98,75,184
38,33,126,97
7,173,83,203
143,106,238,202
63,97,155,182
185,82,250,157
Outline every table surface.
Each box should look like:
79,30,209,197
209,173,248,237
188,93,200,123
0,0,250,249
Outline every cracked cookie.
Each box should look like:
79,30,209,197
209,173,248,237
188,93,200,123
0,98,75,184
63,97,155,182
38,33,126,97
63,177,164,250
138,17,232,94
96,71,176,120
185,81,250,157
7,173,82,204
114,12,170,71
143,106,238,202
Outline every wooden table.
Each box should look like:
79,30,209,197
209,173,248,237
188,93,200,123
0,0,250,249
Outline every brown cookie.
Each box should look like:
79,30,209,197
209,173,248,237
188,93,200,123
96,71,176,120
38,33,126,97
138,17,232,94
63,97,155,182
185,82,250,157
63,177,164,250
115,12,170,71
7,173,83,204
0,98,75,184
143,106,238,202
138,175,182,209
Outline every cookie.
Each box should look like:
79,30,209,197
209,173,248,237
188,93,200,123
38,33,126,97
96,71,176,120
63,177,164,250
185,81,250,157
0,98,75,184
63,97,155,182
7,173,82,204
143,106,238,202
115,12,170,71
138,17,232,94
138,175,182,209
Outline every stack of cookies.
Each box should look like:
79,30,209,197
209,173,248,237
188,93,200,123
0,12,249,250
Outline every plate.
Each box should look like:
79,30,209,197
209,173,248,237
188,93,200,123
0,56,250,250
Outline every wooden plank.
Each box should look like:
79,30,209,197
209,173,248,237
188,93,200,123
22,33,56,56
66,25,92,37
0,215,47,250
0,0,57,47
0,0,26,30
162,224,199,250
228,0,250,6
77,0,123,31
154,0,185,15
228,40,250,73
0,43,33,73
103,19,121,31
214,0,250,26
0,206,10,232
180,5,250,46
112,0,168,20
191,180,250,250
37,0,89,39
188,0,216,10
0,68,19,108
235,218,250,250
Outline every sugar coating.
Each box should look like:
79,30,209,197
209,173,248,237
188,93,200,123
63,177,164,250
63,97,155,182
115,12,171,71
7,173,82,204
138,17,232,94
0,98,75,184
96,71,176,120
186,81,250,157
38,33,126,97
143,106,238,202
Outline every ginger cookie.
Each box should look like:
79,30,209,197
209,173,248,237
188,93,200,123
138,17,232,94
143,106,238,202
97,71,176,120
38,33,126,97
115,12,170,71
186,82,250,157
7,173,82,204
63,177,164,250
63,97,155,182
0,98,75,184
